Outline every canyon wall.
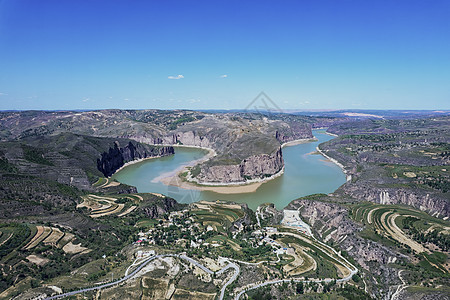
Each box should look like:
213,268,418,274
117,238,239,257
97,141,174,177
194,147,284,183
275,122,313,143
341,184,449,218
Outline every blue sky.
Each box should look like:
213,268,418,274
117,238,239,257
0,0,449,110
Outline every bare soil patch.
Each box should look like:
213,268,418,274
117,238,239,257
25,226,52,250
26,254,49,266
382,212,426,253
117,205,137,217
43,227,64,245
62,241,90,254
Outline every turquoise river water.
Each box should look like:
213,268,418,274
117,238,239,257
112,130,346,210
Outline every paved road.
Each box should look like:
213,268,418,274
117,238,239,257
234,227,358,300
234,271,357,300
44,227,357,300
44,254,166,300
179,254,213,274
217,262,240,300
43,253,238,300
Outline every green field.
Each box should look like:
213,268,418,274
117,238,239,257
350,202,449,272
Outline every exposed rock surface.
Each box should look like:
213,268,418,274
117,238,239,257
342,184,449,219
320,117,450,218
195,147,284,183
0,110,314,184
97,141,174,177
140,196,179,219
286,197,406,299
274,122,312,143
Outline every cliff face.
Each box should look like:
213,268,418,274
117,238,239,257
275,122,313,143
286,197,405,298
240,147,284,178
342,184,449,218
165,131,213,148
141,196,179,218
195,147,284,183
97,141,174,177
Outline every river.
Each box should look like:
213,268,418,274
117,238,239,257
112,130,346,210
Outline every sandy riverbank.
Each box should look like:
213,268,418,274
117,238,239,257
161,175,264,194
110,145,216,179
316,147,351,182
281,138,317,148
158,137,314,194
110,155,162,177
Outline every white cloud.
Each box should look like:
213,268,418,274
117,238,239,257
220,74,228,78
168,74,184,80
0,92,7,96
124,98,130,101
189,99,201,103
298,100,310,105
82,98,89,102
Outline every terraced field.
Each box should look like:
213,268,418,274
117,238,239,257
43,227,64,245
0,224,32,257
276,226,356,279
23,226,52,250
351,202,450,272
77,194,141,218
92,177,121,188
0,231,12,247
20,225,88,254
92,177,108,188
281,243,316,276
192,201,245,227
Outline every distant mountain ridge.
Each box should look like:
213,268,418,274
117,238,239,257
0,109,315,184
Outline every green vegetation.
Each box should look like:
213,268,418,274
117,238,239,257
21,144,54,166
0,223,31,257
168,116,196,130
0,156,17,173
190,165,201,178
350,202,450,274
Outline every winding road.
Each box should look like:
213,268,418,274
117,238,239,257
44,224,357,300
234,226,358,300
234,270,357,300
43,254,238,300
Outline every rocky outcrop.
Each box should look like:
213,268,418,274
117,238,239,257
275,122,313,143
290,198,406,270
342,184,450,219
165,131,213,148
195,147,284,183
97,141,174,177
141,196,179,218
286,197,406,299
241,147,284,178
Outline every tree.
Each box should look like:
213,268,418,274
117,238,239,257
296,282,304,294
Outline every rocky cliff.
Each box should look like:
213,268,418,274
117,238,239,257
286,197,406,299
341,184,449,218
97,141,174,177
141,196,179,219
275,122,312,144
320,120,450,219
194,147,284,183
0,110,315,184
